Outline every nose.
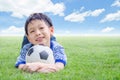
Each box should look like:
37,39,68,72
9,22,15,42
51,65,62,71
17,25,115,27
35,30,41,36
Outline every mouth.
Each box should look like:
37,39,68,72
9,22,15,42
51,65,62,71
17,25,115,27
36,37,44,42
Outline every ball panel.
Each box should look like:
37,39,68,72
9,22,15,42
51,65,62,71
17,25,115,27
39,50,48,60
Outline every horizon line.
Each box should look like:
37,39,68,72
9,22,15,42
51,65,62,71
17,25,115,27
0,34,120,37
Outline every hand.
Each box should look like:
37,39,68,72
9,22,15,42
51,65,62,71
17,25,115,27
37,63,64,73
20,63,56,73
18,62,44,73
37,64,57,73
18,62,64,73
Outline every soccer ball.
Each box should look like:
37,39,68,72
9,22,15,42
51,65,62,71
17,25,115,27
26,45,55,64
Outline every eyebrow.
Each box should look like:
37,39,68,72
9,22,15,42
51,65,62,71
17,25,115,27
28,27,34,32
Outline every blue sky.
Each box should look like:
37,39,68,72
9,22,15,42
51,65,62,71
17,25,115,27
0,0,120,36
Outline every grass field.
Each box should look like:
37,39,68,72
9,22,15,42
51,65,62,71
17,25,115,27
0,36,120,80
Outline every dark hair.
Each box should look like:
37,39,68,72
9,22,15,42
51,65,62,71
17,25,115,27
25,13,53,35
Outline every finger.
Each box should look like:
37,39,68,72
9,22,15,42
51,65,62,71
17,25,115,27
22,65,28,71
46,68,56,73
37,69,49,73
22,64,31,72
37,67,55,73
27,65,39,73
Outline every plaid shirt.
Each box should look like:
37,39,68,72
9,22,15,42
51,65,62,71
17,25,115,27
15,41,67,68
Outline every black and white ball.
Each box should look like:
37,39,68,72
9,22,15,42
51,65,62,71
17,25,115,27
26,45,55,64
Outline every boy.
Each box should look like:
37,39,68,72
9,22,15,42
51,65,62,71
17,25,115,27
15,13,67,73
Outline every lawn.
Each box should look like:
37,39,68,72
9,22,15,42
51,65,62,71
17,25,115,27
0,36,120,80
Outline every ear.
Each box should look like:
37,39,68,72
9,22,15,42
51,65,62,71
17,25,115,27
49,27,54,35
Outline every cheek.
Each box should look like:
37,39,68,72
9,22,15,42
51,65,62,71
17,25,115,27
27,35,33,42
43,28,51,35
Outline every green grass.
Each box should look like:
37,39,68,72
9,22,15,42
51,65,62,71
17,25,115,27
0,36,120,80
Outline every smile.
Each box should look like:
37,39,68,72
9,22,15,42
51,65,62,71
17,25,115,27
36,37,43,42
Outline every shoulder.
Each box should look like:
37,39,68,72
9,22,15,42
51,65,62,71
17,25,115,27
50,41,63,47
21,43,33,53
50,41,64,50
23,43,33,49
50,41,65,55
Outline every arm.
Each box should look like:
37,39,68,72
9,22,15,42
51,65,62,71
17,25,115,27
15,43,32,68
18,62,64,73
37,62,64,73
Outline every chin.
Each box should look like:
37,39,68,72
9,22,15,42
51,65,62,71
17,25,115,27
39,44,44,46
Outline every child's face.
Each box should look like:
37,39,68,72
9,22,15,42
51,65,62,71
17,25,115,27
27,19,54,47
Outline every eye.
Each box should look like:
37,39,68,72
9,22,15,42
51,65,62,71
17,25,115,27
30,30,35,33
39,27,44,30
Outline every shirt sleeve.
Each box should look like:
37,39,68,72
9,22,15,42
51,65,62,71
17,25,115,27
15,43,31,68
52,41,67,66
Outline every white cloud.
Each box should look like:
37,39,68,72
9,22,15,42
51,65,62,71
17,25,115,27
101,27,115,33
100,10,120,23
0,26,24,35
64,8,105,22
90,9,105,16
79,6,85,12
64,11,90,22
0,0,65,18
111,0,120,7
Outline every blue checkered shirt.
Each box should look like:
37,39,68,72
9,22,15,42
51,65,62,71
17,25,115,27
15,41,67,68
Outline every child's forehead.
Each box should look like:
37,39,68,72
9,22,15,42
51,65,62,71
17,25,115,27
28,19,46,25
27,20,48,28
